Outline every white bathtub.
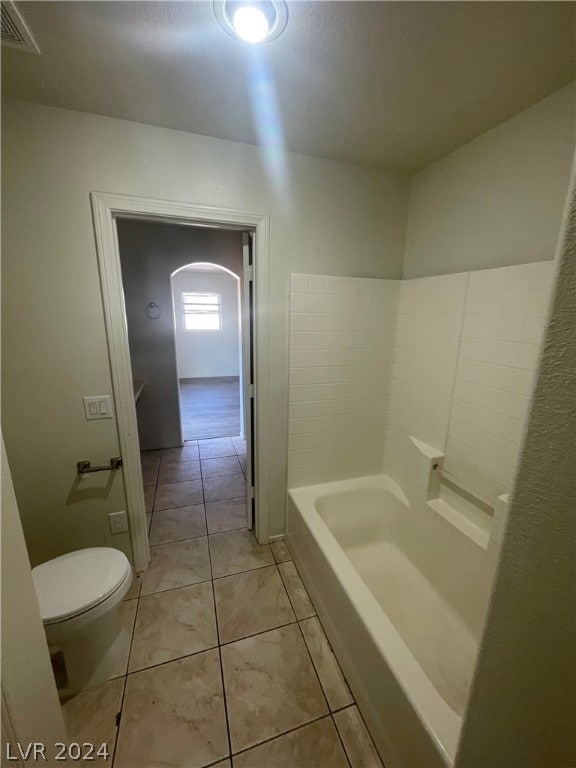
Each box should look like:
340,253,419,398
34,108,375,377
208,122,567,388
286,474,492,768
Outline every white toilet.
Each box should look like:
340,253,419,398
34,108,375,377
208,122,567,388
32,547,133,700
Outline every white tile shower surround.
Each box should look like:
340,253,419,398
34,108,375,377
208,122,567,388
61,439,382,768
288,263,553,506
444,261,554,503
288,274,399,487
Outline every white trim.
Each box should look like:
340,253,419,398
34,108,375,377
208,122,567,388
90,192,271,570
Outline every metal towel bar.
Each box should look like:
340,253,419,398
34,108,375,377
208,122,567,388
77,457,123,475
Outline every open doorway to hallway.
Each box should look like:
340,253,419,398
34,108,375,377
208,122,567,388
115,217,254,544
172,263,243,442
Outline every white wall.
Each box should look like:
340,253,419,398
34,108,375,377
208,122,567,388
404,84,575,278
173,270,240,379
118,219,242,451
287,274,398,488
1,99,409,562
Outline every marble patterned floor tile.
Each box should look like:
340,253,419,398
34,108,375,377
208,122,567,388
198,440,236,459
146,512,152,533
205,497,247,534
161,444,199,463
233,717,349,768
209,529,274,578
123,571,142,601
300,617,353,710
270,541,292,563
154,480,203,510
61,677,124,767
143,485,155,513
149,504,207,545
158,460,202,485
115,650,228,768
214,565,295,644
278,561,316,620
203,474,246,503
211,761,231,768
142,462,160,486
201,456,243,478
221,624,328,752
141,538,211,596
129,581,217,672
141,450,162,469
333,706,383,768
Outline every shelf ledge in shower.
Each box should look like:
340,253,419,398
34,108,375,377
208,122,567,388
426,491,491,550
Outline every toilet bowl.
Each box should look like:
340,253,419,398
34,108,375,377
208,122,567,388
32,547,133,700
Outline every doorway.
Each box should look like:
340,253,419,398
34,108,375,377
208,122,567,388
172,263,243,441
91,193,270,572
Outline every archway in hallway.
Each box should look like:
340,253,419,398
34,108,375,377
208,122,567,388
171,262,243,441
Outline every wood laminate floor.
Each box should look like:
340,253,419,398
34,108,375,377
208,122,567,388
180,377,241,441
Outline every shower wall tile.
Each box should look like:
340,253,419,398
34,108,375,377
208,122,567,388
444,261,554,505
382,273,469,492
287,262,554,507
287,274,399,488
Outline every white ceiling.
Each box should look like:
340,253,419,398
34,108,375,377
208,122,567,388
2,1,574,171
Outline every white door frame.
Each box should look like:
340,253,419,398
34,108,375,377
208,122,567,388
90,192,271,571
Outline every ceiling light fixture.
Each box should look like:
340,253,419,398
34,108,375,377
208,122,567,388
214,1,288,44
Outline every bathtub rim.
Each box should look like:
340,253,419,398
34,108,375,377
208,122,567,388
288,473,463,766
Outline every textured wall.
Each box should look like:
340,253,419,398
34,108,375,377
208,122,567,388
404,85,575,278
456,173,575,768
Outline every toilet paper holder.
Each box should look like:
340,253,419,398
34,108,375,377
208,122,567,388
77,457,123,475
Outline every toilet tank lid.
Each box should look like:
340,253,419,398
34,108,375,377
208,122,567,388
32,547,131,623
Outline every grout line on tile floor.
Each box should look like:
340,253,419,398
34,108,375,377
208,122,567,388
110,594,140,768
287,579,354,767
126,642,220,677
275,561,336,718
205,480,234,764
148,529,208,547
218,616,300,649
331,711,354,768
206,523,247,537
228,711,337,760
211,560,274,581
297,613,356,712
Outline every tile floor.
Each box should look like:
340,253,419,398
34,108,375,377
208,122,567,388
62,436,383,768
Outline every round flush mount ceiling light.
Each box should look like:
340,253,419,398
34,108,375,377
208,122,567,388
214,1,288,44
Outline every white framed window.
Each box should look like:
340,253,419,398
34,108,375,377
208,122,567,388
182,291,222,331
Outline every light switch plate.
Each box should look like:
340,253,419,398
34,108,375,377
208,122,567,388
83,395,114,420
108,511,128,534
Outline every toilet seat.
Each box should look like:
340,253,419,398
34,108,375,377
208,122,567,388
33,547,132,625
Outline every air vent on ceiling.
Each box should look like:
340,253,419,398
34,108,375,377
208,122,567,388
1,1,40,54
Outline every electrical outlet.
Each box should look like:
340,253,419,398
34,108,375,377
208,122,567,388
108,511,128,534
